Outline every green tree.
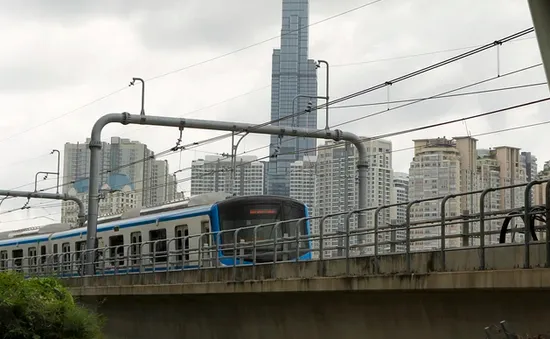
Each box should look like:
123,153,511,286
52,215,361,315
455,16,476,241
0,271,103,339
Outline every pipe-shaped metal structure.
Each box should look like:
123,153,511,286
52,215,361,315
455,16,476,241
0,190,86,227
528,0,550,91
85,112,369,274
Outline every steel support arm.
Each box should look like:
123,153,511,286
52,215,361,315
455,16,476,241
0,190,86,227
528,0,550,91
85,113,368,274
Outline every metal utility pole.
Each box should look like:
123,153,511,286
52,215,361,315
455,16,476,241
34,171,58,192
317,60,330,130
230,132,249,195
129,77,146,116
85,112,369,275
528,1,550,91
0,190,86,227
50,149,61,194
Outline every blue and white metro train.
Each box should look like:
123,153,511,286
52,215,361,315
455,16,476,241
0,193,312,276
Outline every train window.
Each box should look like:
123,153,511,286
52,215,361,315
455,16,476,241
28,247,37,270
40,246,46,266
130,232,142,265
53,244,59,268
75,241,86,264
109,235,125,266
12,249,23,271
0,251,7,270
149,229,167,263
62,243,71,271
175,225,189,262
201,221,210,246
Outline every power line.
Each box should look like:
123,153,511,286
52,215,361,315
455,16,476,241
331,82,547,109
6,60,541,201
2,28,536,204
7,102,550,223
144,0,384,82
0,1,383,146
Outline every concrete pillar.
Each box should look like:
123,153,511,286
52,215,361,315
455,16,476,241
528,0,550,91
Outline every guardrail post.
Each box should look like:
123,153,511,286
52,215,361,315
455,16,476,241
440,195,454,271
282,233,289,262
405,201,416,273
461,210,470,247
524,181,536,269
345,212,353,275
479,188,492,270
373,206,383,273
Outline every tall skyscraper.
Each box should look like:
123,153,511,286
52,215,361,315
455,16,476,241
267,0,318,197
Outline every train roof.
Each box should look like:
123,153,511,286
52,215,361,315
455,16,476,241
0,193,305,247
51,203,214,241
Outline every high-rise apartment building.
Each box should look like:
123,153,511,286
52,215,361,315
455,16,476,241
289,156,316,214
409,137,463,250
267,0,318,197
313,139,392,257
408,137,529,250
190,155,264,196
61,137,178,224
390,172,408,253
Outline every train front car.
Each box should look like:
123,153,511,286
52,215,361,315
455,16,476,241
211,195,312,265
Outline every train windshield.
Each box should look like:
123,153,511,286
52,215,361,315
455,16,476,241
216,198,308,261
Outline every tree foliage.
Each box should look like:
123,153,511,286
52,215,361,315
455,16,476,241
0,272,103,339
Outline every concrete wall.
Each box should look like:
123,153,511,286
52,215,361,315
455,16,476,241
65,242,550,294
81,290,550,339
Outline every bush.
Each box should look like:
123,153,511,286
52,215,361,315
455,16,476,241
0,271,103,339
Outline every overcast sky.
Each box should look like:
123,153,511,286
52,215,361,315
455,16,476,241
0,0,548,231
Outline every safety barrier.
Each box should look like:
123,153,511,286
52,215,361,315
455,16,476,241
1,179,549,280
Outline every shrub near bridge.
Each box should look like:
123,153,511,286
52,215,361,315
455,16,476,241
0,272,103,339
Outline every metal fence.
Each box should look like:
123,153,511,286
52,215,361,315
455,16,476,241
1,179,549,279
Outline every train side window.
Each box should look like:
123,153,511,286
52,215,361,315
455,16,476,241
40,246,46,266
0,251,7,270
149,229,167,263
75,241,86,264
201,221,211,246
53,244,59,268
12,249,23,270
62,243,71,270
175,225,189,262
28,247,37,269
109,235,124,266
130,232,142,265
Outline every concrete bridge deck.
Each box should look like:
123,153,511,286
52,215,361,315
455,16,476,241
65,242,550,296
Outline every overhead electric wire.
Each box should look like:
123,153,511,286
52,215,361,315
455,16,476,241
144,0,384,82
331,81,547,109
0,28,538,207
0,0,383,146
142,27,537,152
10,65,543,200
13,112,550,222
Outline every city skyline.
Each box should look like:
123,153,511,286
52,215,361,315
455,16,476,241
0,0,547,231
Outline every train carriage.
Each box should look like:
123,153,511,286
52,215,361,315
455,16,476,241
0,193,312,277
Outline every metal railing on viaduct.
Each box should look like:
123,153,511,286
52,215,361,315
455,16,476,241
1,179,550,282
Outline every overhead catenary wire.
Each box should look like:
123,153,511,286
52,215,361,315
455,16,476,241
0,0,384,146
6,63,543,203
0,28,539,207
8,97,550,222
